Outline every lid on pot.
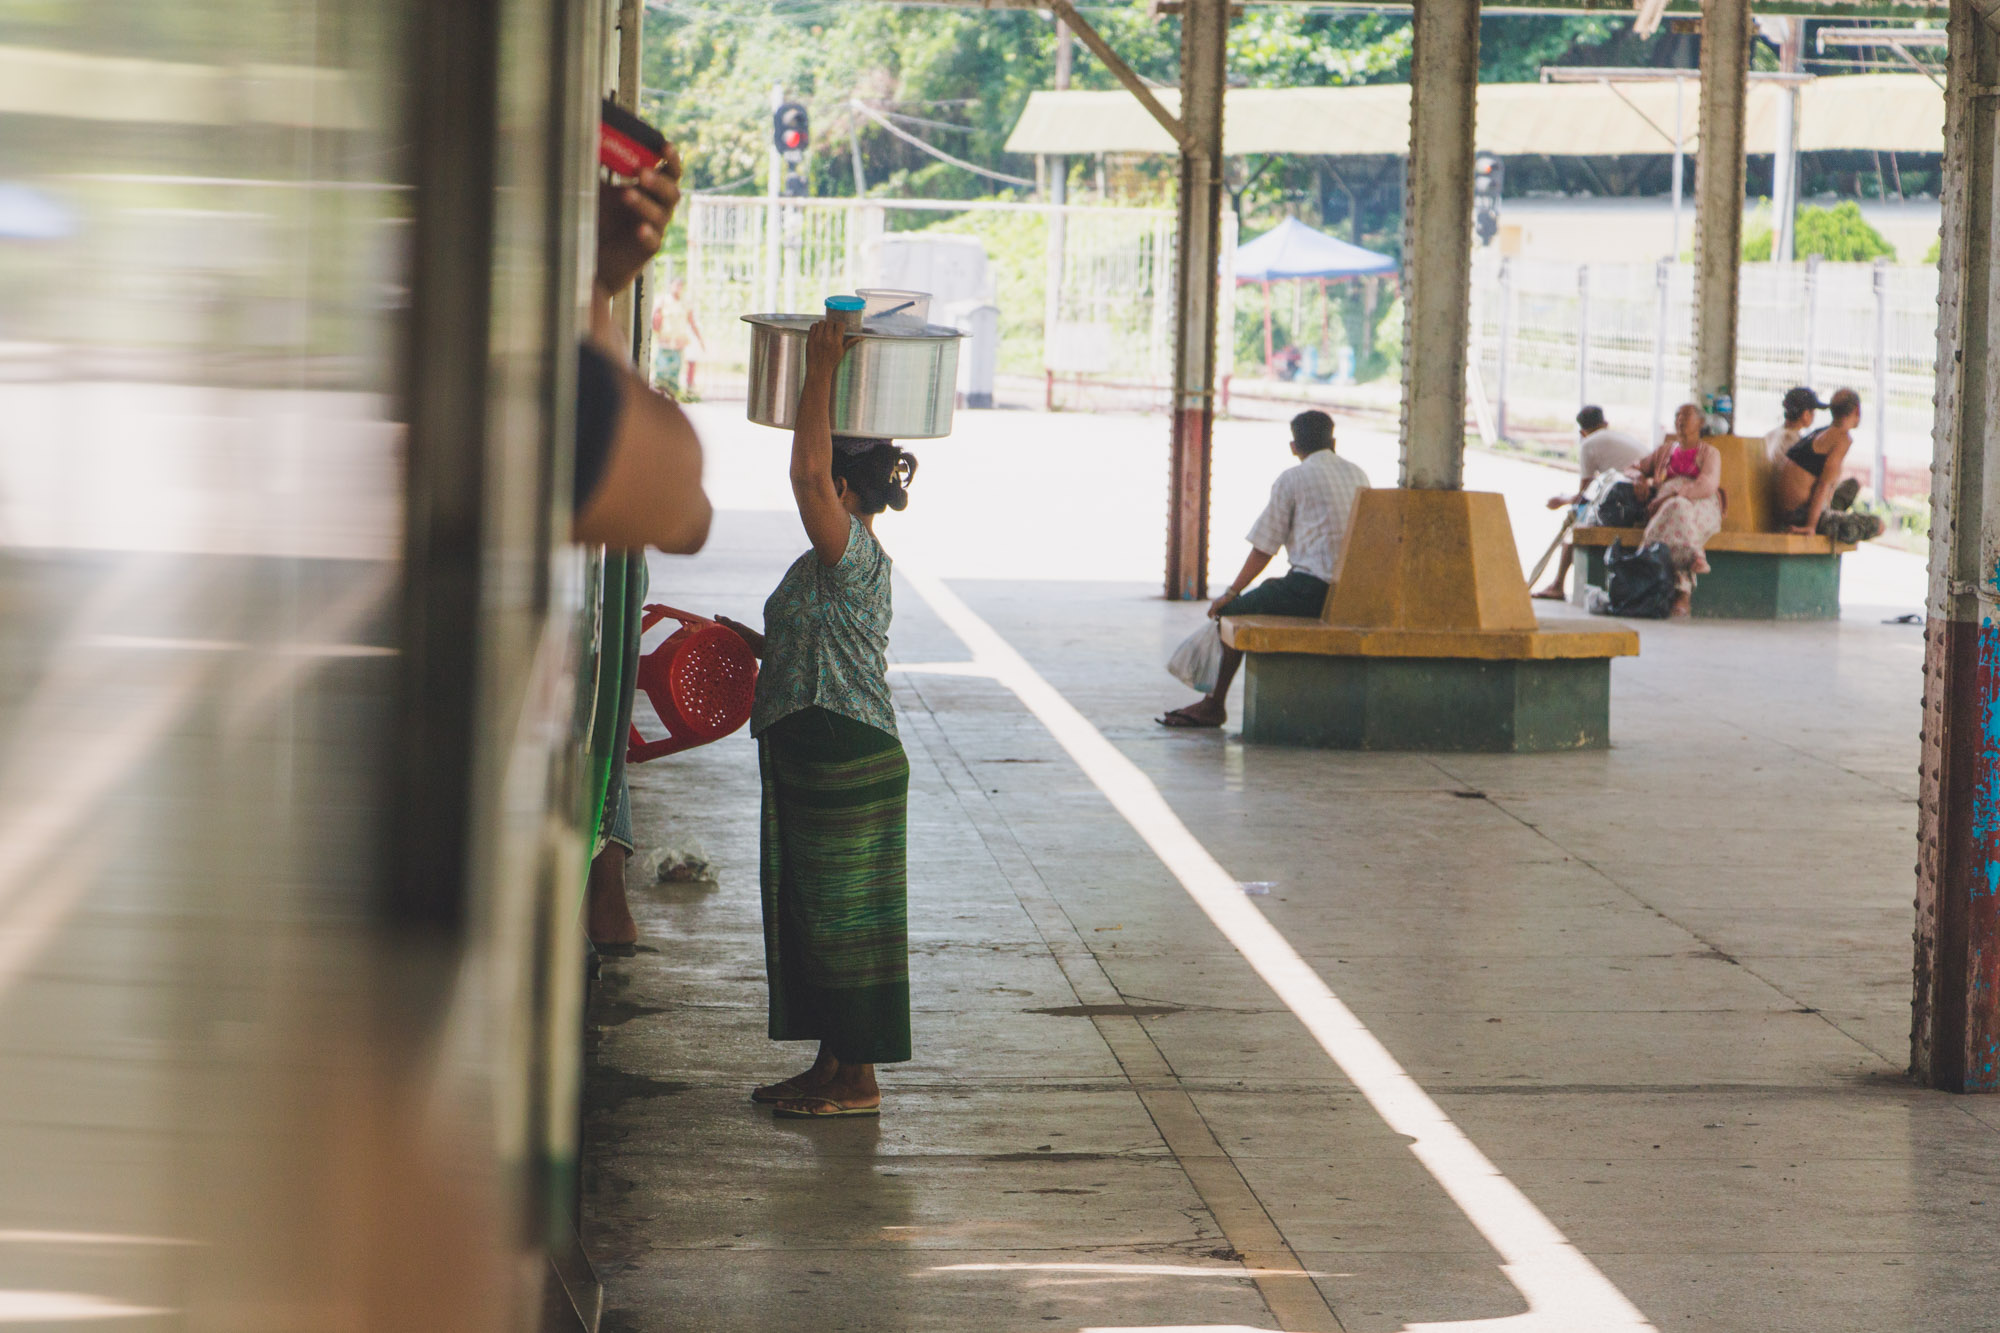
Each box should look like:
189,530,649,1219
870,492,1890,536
742,313,965,339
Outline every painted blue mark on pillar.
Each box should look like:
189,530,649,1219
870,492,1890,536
1971,616,2000,898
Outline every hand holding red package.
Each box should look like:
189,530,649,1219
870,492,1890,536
600,99,667,177
596,103,683,296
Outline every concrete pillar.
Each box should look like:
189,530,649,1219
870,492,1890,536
1914,0,2000,1093
1165,0,1227,599
1692,0,1750,430
1399,0,1478,490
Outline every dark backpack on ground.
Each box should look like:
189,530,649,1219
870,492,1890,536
1590,479,1646,529
1599,540,1676,619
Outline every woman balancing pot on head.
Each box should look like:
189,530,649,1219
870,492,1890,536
1629,403,1724,619
1773,387,1884,545
714,318,919,1120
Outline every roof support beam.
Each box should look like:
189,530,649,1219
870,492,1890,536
1400,0,1479,489
1692,0,1751,431
1046,0,1197,154
893,0,1196,152
1915,0,2000,1093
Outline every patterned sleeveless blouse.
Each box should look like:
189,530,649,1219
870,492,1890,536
750,516,896,739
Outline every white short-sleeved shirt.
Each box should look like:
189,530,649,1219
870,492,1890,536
1763,424,1803,465
1245,448,1370,583
1579,427,1646,483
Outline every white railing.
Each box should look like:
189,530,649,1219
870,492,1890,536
683,196,1942,488
1474,255,1940,482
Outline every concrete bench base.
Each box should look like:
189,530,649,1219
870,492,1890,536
1242,653,1612,752
1579,544,1841,620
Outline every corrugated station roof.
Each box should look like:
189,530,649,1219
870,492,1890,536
1004,73,1943,157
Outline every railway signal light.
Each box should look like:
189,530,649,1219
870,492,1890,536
1474,152,1503,246
773,102,809,163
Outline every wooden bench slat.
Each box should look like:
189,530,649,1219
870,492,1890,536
1571,525,1853,555
1222,615,1640,660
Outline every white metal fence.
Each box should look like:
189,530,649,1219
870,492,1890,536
679,194,1234,390
682,196,1943,489
1473,255,1940,486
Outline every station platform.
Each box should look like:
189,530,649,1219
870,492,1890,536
586,474,1992,1333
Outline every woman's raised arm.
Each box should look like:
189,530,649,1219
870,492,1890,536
790,320,859,566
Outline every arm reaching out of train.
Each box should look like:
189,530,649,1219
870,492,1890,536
597,148,682,295
573,160,711,554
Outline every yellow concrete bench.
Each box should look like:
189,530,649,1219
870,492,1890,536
1570,436,1857,619
1216,489,1639,751
1222,616,1639,660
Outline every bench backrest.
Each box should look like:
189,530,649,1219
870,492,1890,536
1710,434,1775,534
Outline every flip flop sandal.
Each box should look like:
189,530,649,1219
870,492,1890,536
1157,709,1222,729
771,1095,881,1120
749,1078,815,1105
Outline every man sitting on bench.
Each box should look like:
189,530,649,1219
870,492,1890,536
1160,409,1368,729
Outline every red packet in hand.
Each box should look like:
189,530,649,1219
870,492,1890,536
600,99,666,177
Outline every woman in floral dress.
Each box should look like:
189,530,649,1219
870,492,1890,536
1631,403,1725,618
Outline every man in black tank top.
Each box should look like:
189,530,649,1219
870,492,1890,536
1774,388,1881,542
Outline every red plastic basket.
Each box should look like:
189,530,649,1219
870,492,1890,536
625,605,758,763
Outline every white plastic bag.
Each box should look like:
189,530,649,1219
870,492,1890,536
1167,621,1224,694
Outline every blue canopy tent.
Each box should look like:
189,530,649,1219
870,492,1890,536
1233,216,1397,379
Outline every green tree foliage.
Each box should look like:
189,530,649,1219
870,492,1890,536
642,0,1176,198
644,2,1631,200
1742,202,1897,262
643,3,1634,384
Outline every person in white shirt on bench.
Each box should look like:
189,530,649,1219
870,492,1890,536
1160,410,1368,729
1534,404,1645,601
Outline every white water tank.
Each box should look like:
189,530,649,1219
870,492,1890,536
867,234,999,411
940,300,999,409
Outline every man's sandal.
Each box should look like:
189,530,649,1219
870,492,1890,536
771,1095,881,1119
1158,707,1222,729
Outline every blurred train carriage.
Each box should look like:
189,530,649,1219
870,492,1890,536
0,2,637,1327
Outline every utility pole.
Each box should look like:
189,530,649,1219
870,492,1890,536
1773,17,1804,263
764,84,782,313
1043,17,1073,386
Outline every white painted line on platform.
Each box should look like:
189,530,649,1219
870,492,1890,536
900,568,1653,1333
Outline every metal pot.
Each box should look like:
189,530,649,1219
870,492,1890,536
743,314,963,440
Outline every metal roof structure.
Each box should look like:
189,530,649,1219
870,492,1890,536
1004,72,1944,157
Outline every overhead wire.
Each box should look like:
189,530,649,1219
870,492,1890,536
848,99,1035,187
